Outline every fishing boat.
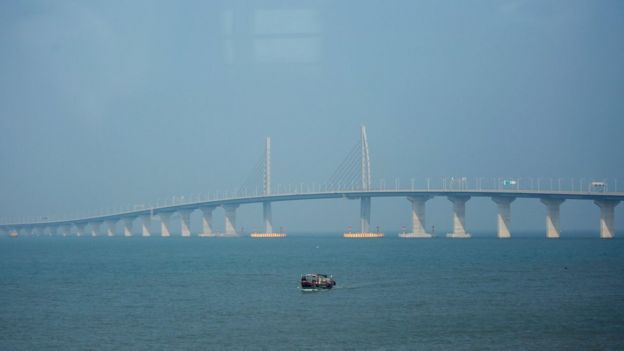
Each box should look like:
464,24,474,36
300,273,336,291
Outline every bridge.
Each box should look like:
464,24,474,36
1,127,622,239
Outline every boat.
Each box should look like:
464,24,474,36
300,273,336,291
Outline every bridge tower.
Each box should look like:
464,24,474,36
252,137,286,238
344,126,382,238
263,137,273,233
360,126,372,231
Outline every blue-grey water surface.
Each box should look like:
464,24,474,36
1,234,623,350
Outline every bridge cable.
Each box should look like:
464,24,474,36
238,155,264,196
327,141,362,190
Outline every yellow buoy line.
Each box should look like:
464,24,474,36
250,233,288,238
342,232,384,238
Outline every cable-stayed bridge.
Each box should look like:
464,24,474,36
1,126,622,239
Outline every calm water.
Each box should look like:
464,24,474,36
1,235,623,350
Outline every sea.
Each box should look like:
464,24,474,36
1,234,623,350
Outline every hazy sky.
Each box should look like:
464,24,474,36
1,0,623,234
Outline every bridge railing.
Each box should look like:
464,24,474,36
0,177,620,226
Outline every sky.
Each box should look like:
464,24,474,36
1,0,623,235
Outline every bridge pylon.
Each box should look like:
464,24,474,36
251,137,286,238
344,126,383,238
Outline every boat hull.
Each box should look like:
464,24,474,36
300,273,336,291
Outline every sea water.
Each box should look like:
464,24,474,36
1,235,623,350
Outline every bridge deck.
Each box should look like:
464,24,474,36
2,189,623,228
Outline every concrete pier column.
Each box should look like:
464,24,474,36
61,225,71,237
179,209,193,237
263,202,273,234
75,223,86,237
90,222,101,236
541,199,565,238
447,196,471,238
8,228,18,237
200,207,215,236
223,204,239,236
122,217,134,237
105,220,117,236
492,197,515,238
360,197,371,233
46,226,56,236
403,196,433,238
139,215,151,237
594,200,620,239
159,212,173,237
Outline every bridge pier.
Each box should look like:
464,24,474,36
90,222,101,236
159,212,173,237
361,197,371,233
8,228,18,237
200,207,215,236
492,197,515,238
139,215,151,237
447,196,471,238
224,204,239,236
60,224,70,237
75,223,86,237
122,217,134,237
179,209,192,237
46,226,56,236
594,200,620,239
105,220,116,236
541,199,564,238
401,196,433,238
263,202,273,234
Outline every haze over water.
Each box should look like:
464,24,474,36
2,234,623,350
1,1,623,232
2,1,624,349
